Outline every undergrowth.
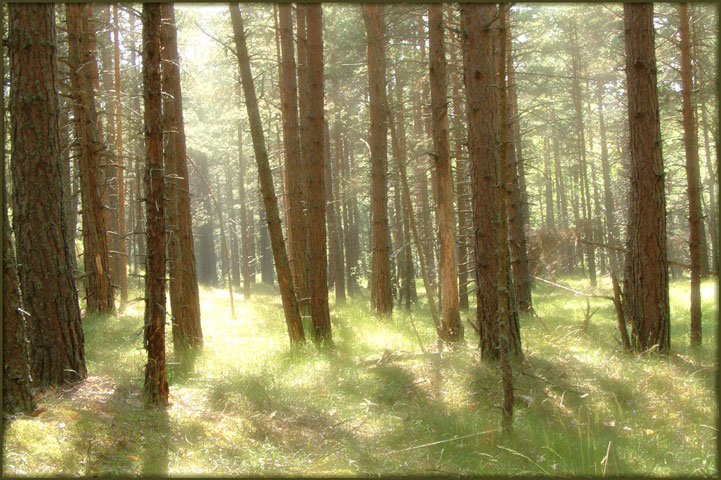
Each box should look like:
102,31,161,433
3,275,717,476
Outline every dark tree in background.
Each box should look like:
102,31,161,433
10,3,87,387
622,3,670,354
142,2,169,405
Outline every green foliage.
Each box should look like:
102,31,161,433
3,277,717,476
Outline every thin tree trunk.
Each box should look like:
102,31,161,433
429,4,462,341
679,3,704,347
142,2,169,405
67,2,115,315
113,4,128,308
160,3,203,350
237,122,253,299
622,3,671,354
597,83,618,272
504,7,532,311
364,4,393,316
332,120,347,302
230,3,304,345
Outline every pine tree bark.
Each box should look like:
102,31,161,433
364,4,393,316
3,209,37,414
678,3,704,347
504,9,532,311
278,4,307,304
304,4,332,343
451,71,470,312
429,4,462,341
113,4,128,307
597,84,618,272
461,3,521,360
10,3,87,387
622,2,671,354
230,3,305,344
160,3,203,351
66,2,114,315
142,2,169,405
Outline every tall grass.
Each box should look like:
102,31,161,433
3,276,717,476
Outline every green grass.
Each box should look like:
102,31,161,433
3,275,717,476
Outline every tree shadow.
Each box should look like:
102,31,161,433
140,404,170,476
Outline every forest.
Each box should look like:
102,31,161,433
2,2,718,477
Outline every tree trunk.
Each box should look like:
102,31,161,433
112,4,128,308
303,4,332,344
226,165,241,288
237,122,253,299
429,4,462,341
461,3,521,360
10,3,87,388
451,69,470,311
230,3,305,345
277,3,307,304
66,2,114,315
678,3,704,347
160,3,203,351
195,151,218,286
503,7,532,311
332,121,347,302
364,4,393,316
142,2,169,405
622,3,671,354
3,208,37,414
597,84,618,272
569,20,596,287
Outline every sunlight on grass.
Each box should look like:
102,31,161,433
3,276,718,476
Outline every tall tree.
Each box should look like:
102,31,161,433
504,7,532,311
10,3,87,387
236,121,253,299
66,3,114,314
113,4,128,307
4,8,35,413
304,4,332,343
142,2,169,404
461,3,521,360
3,210,36,414
622,3,670,354
160,3,203,351
678,3,704,347
230,3,305,345
364,4,393,316
277,4,307,305
428,4,462,341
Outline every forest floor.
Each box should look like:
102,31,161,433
3,275,718,476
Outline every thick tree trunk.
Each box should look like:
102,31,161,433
142,2,169,404
66,2,114,315
10,3,87,388
461,3,521,360
622,3,671,354
364,4,393,316
429,4,462,341
230,3,305,345
679,3,704,347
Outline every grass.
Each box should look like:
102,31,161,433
3,274,717,476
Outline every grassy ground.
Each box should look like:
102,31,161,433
3,275,717,476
